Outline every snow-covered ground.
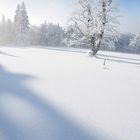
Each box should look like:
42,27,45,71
0,47,140,140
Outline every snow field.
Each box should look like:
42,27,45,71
0,47,140,140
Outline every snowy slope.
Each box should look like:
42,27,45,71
0,47,140,140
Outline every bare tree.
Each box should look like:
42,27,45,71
69,0,118,55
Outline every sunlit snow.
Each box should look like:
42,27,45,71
0,47,140,140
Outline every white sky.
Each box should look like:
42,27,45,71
0,0,140,33
0,0,74,26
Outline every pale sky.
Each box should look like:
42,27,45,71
0,0,74,26
0,0,140,33
119,0,140,34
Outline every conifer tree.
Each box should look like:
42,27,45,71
14,2,30,46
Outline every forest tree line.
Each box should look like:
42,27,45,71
0,1,140,54
0,2,64,47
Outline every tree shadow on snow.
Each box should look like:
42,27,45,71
0,65,110,140
97,54,140,65
0,51,18,57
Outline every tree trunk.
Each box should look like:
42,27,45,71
89,1,107,56
90,33,103,56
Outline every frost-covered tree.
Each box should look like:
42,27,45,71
101,35,117,51
51,24,64,46
0,15,6,44
14,2,30,46
38,21,48,46
0,15,14,45
30,26,40,46
68,0,118,55
14,4,21,44
1,15,6,26
40,23,64,46
29,22,64,47
129,34,140,53
5,19,14,44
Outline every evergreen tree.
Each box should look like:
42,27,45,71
39,21,48,46
46,23,64,46
0,15,7,44
6,19,14,44
14,4,21,44
38,22,64,46
1,15,6,26
129,34,140,53
14,2,30,46
30,26,40,46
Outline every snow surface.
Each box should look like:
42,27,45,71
0,47,140,140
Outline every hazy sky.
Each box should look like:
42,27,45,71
0,0,140,33
119,0,140,33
